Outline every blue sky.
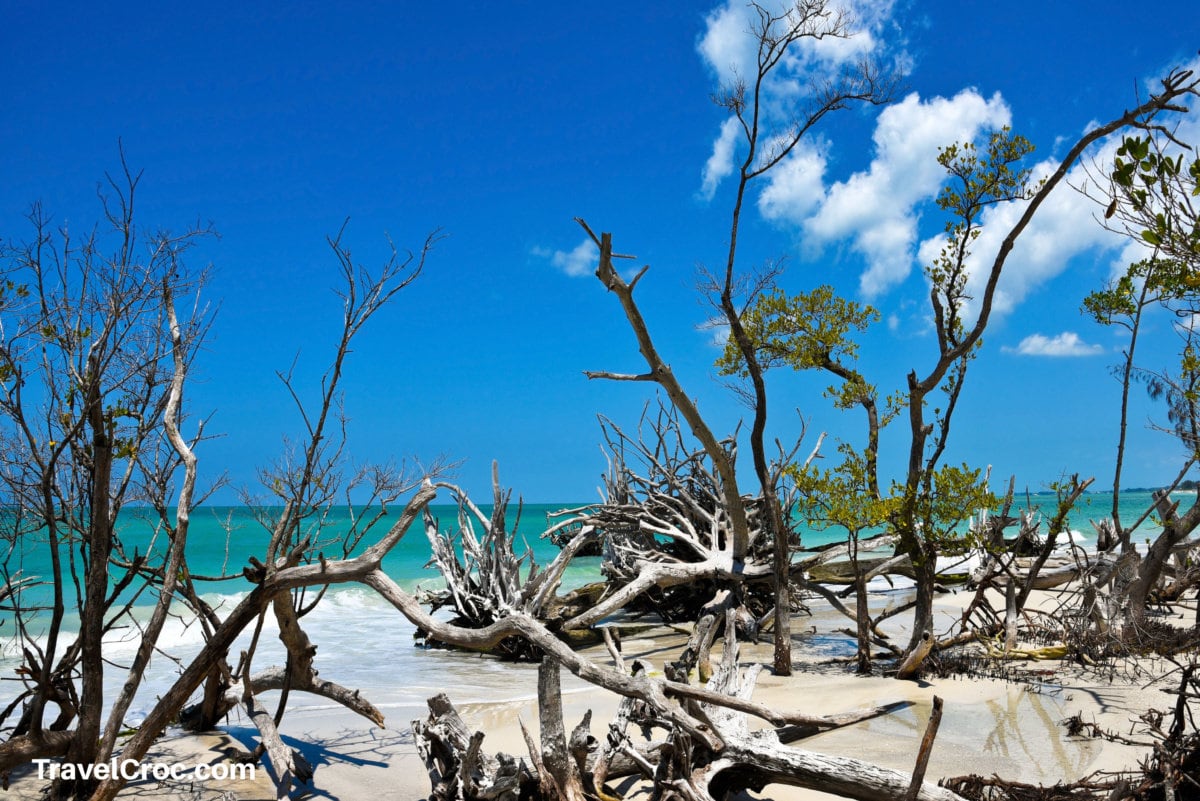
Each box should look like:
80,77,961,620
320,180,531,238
2,1,1199,503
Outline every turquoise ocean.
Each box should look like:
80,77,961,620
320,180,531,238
0,490,1176,728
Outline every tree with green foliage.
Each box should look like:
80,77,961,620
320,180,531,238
721,66,1200,674
702,0,897,676
1080,95,1200,633
790,444,897,672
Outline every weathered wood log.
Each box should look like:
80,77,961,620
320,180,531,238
537,657,588,801
896,630,934,680
698,736,967,801
242,689,313,794
673,590,733,683
809,554,911,583
809,554,972,589
796,533,899,571
414,693,531,801
180,664,384,732
906,695,943,801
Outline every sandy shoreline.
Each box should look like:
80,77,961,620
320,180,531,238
4,584,1169,800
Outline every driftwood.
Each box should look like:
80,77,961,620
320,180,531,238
565,409,787,630
180,664,384,732
896,631,934,680
906,695,943,801
416,467,601,658
664,617,964,801
410,595,963,801
539,658,590,801
241,679,313,794
414,693,531,801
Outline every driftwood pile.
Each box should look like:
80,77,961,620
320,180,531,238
414,609,962,801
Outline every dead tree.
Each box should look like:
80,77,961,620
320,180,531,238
85,479,437,801
0,169,446,799
417,465,600,659
564,408,785,632
174,223,442,795
0,161,215,800
580,220,753,569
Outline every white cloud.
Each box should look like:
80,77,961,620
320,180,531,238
696,1,758,87
1002,332,1105,357
695,0,903,200
697,20,1200,322
802,90,1011,297
949,148,1122,319
536,239,597,278
700,118,741,202
756,140,828,223
782,0,899,74
698,0,900,86
803,73,1195,315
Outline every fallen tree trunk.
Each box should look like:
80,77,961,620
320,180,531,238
180,665,384,731
696,737,966,801
896,630,934,680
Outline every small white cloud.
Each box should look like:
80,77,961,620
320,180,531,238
783,0,900,76
538,239,597,278
699,0,901,84
700,118,741,201
1003,332,1105,357
703,316,731,348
